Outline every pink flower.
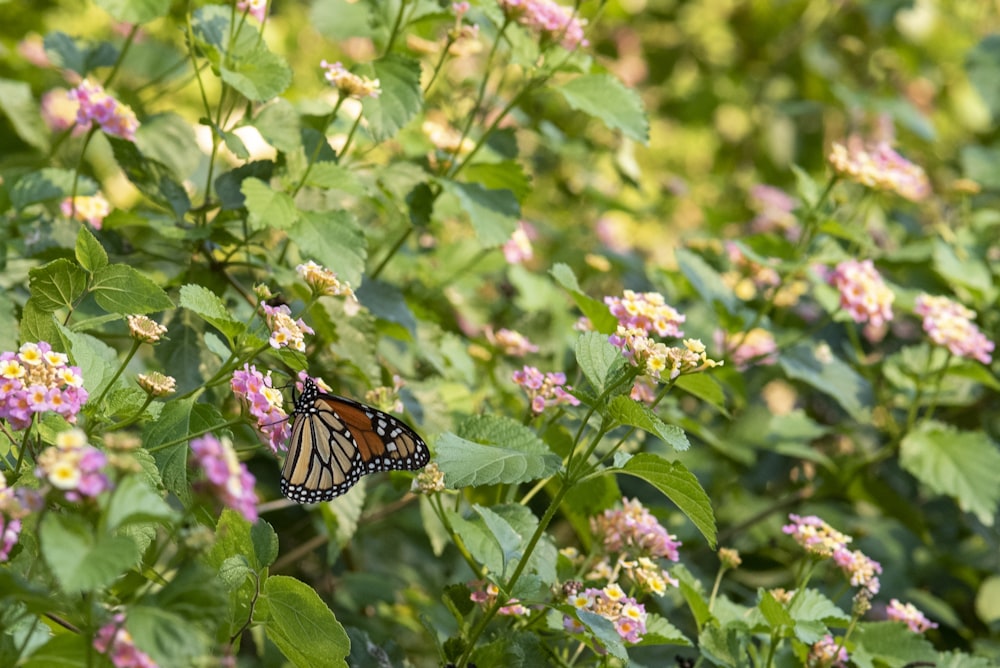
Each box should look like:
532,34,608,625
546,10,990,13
832,546,882,594
808,635,848,667
714,328,778,370
0,516,21,562
748,184,799,240
35,429,111,501
829,137,930,201
490,328,539,357
190,435,258,522
606,290,685,338
0,342,87,430
237,0,267,22
262,303,314,352
914,294,994,364
61,193,112,229
828,259,894,340
886,599,938,634
498,0,588,50
513,366,579,414
592,497,682,561
231,365,289,453
502,222,535,264
563,586,647,644
320,60,381,99
94,613,159,668
782,513,851,558
69,79,139,141
41,88,81,132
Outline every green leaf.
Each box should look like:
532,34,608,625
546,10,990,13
40,514,139,594
447,180,520,247
263,576,351,668
615,453,716,548
20,300,59,345
575,331,626,394
437,415,562,488
674,248,737,313
554,74,649,143
310,0,374,41
758,590,794,630
462,161,532,202
251,519,280,569
551,264,619,334
360,55,423,141
780,344,873,422
288,210,367,287
674,373,729,416
242,178,299,230
205,510,274,573
106,137,191,218
43,32,118,77
75,226,108,272
94,0,171,23
221,42,292,102
105,475,176,530
91,265,174,314
607,396,690,451
0,79,49,151
852,621,937,668
127,606,209,667
144,397,194,502
636,614,691,646
900,422,1000,526
575,609,628,661
254,98,302,153
355,279,416,339
674,564,712,629
966,35,1000,123
11,169,95,211
179,284,244,341
699,621,751,668
474,505,523,576
28,259,88,313
219,555,255,591
21,635,90,668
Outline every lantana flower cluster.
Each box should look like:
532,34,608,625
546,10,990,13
490,328,539,357
321,60,381,99
94,613,159,668
914,294,994,364
0,477,24,562
886,599,938,634
748,184,799,240
807,634,849,667
828,138,930,202
231,364,289,452
512,366,580,414
469,581,529,616
61,193,112,229
714,328,778,370
262,303,314,352
296,261,356,299
783,514,882,594
0,341,88,430
606,290,685,339
564,583,648,645
189,435,258,523
236,0,267,22
611,327,721,382
497,0,589,51
502,222,535,265
723,243,807,307
68,79,140,141
36,429,112,502
828,259,895,340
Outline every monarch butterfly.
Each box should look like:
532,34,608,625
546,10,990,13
280,378,430,503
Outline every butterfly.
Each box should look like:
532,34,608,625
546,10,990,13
280,378,430,503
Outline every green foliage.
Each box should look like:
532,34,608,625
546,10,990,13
1,1,997,666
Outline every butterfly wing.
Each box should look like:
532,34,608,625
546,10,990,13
280,381,429,503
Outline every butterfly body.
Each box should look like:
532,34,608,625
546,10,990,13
280,379,430,503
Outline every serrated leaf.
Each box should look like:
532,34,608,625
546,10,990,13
144,397,194,502
251,520,280,569
28,259,89,313
221,42,292,102
852,621,937,668
0,79,49,151
287,210,366,287
575,331,626,394
242,178,299,230
94,0,171,23
75,226,109,272
758,590,794,629
900,422,1000,526
555,74,648,143
360,55,423,141
447,180,520,247
636,614,691,646
436,415,562,488
91,265,174,314
615,453,716,548
40,514,139,594
462,161,532,202
607,396,690,451
264,576,350,668
474,505,523,576
11,169,95,211
179,284,244,340
218,555,254,591
106,137,190,218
